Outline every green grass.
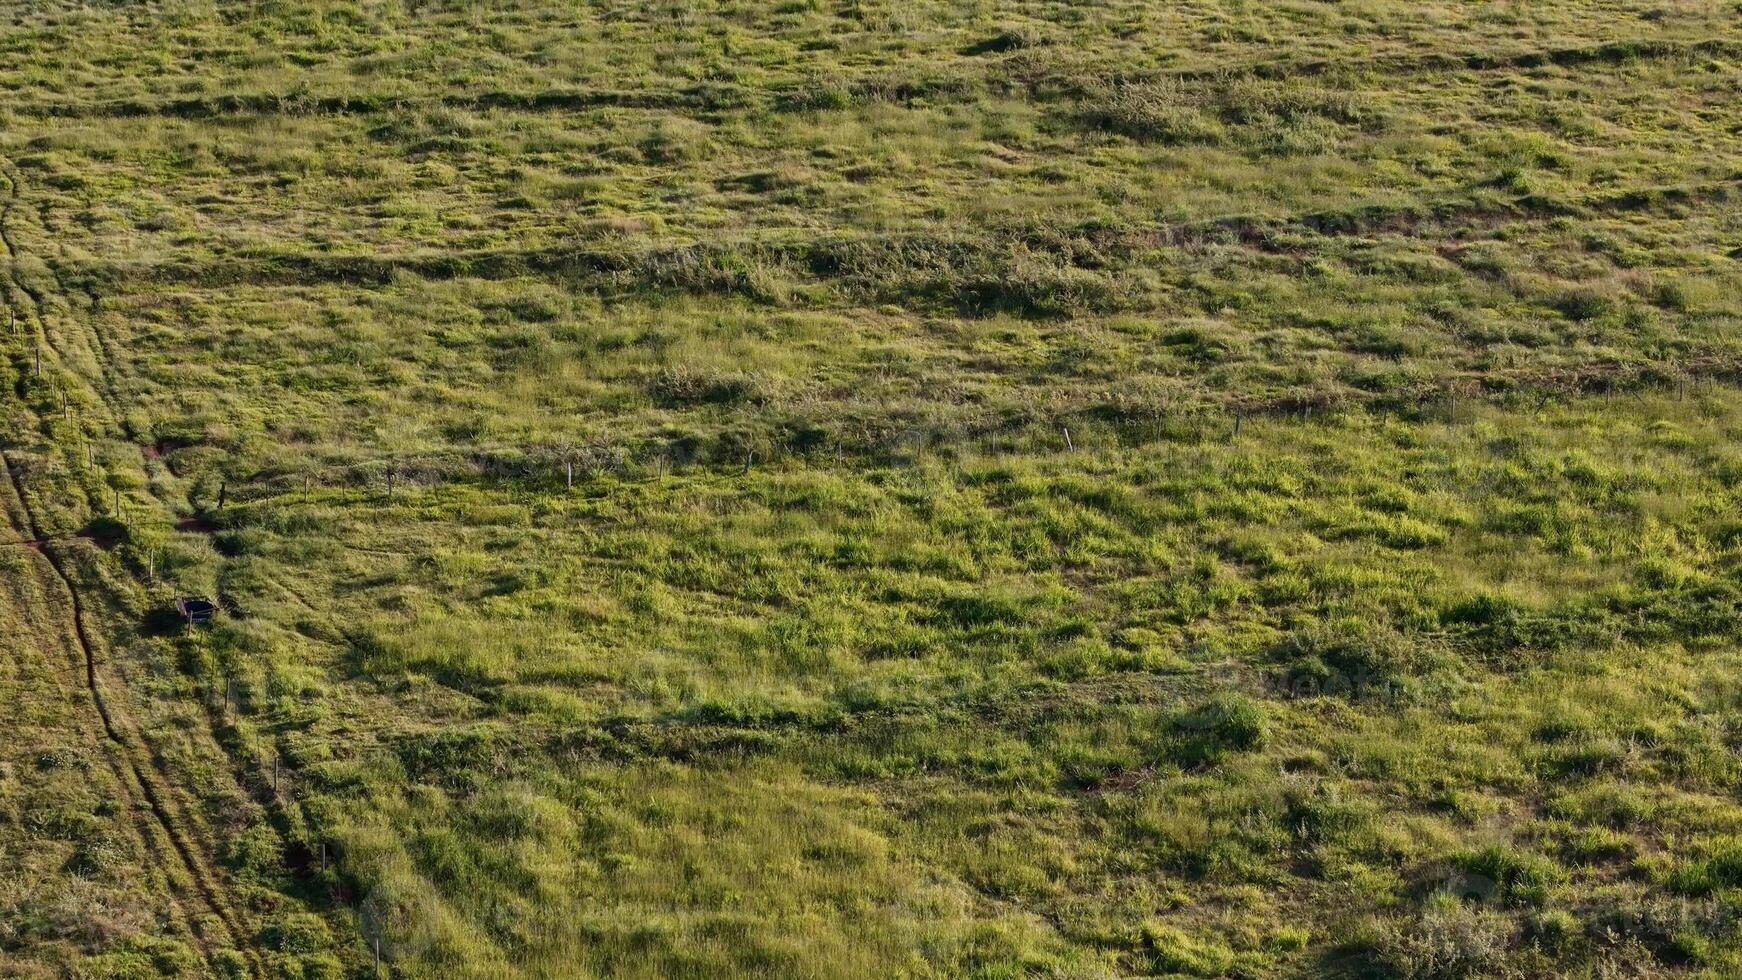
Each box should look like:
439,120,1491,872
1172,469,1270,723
0,1,1740,977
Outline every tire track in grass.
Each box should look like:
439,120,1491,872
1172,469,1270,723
2,35,1737,120
0,166,266,977
3,163,127,412
55,173,1741,301
0,451,265,977
0,460,215,966
0,173,67,368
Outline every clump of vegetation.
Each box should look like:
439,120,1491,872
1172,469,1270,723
1079,81,1228,146
1171,695,1267,766
1377,894,1520,979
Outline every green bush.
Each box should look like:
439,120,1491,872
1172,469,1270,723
1169,695,1267,767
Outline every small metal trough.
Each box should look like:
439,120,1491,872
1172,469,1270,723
174,596,218,627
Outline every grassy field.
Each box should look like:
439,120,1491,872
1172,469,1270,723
0,1,1740,977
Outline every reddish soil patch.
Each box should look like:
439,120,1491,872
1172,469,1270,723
176,516,217,534
141,444,163,459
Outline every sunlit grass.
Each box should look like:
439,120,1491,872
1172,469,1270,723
1,1,1741,976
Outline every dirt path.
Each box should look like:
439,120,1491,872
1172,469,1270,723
0,164,266,975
